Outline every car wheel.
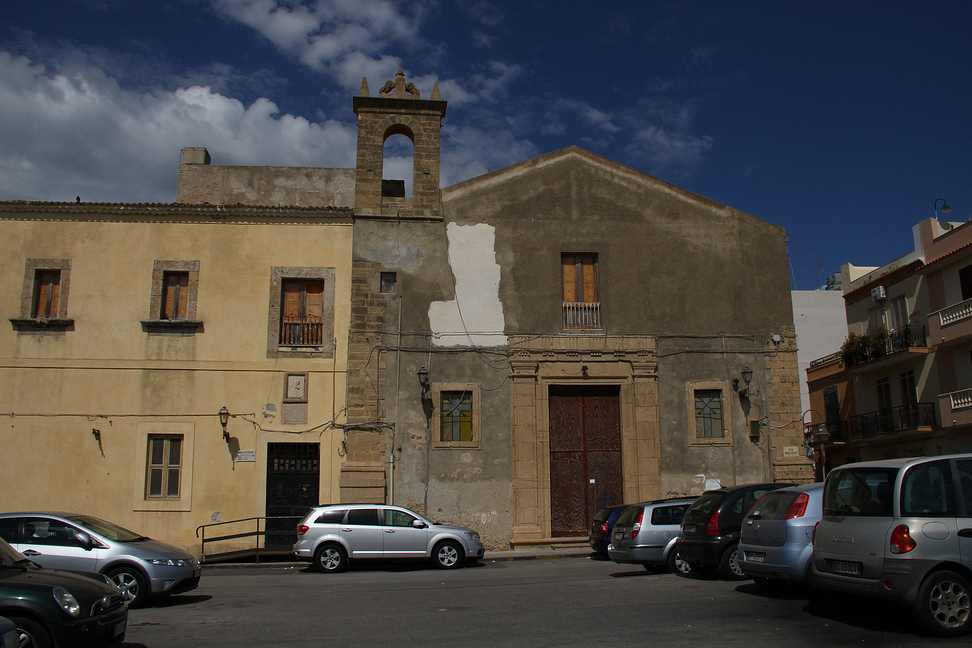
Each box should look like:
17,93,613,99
432,540,464,569
8,616,54,648
667,549,692,575
914,570,972,637
107,565,149,608
314,544,348,573
719,544,748,580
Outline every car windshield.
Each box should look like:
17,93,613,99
747,492,797,521
686,491,723,518
0,537,30,568
823,467,898,516
615,506,641,527
66,515,145,542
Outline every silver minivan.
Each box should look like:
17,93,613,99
0,512,200,608
812,454,972,636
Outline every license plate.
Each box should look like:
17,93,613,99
747,552,765,563
830,560,861,575
194,569,201,578
614,531,624,539
682,524,696,533
115,620,127,637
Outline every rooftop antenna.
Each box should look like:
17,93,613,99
806,255,823,289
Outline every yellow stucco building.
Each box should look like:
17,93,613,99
1,200,353,556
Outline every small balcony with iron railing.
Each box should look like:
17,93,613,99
563,301,601,330
929,298,972,347
841,326,929,370
844,403,936,439
280,316,325,346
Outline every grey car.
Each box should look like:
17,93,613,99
607,497,696,573
738,483,823,587
0,512,199,608
294,504,484,572
812,454,972,637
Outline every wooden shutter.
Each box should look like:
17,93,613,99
162,272,189,319
282,281,301,318
581,256,598,303
33,270,60,318
562,255,577,302
305,281,325,320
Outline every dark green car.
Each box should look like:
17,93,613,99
0,538,127,648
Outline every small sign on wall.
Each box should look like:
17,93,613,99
782,446,799,458
236,450,256,462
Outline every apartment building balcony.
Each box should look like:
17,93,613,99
929,298,972,347
841,326,931,372
939,388,972,430
843,403,936,439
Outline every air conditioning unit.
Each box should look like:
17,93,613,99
871,286,887,301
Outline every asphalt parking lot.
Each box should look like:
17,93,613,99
119,555,959,647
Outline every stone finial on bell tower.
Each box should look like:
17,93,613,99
353,70,447,219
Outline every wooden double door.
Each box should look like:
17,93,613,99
548,385,622,537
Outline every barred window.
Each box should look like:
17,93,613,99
695,390,725,439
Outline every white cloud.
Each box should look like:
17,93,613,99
440,124,538,185
0,50,357,202
211,0,422,86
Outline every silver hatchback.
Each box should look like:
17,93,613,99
0,512,200,608
294,504,484,572
608,497,696,573
738,483,823,586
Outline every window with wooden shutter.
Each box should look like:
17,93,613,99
32,270,60,319
562,253,600,328
160,271,189,319
280,279,326,345
146,435,182,499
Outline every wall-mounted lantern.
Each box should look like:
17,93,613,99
734,366,754,396
219,406,230,442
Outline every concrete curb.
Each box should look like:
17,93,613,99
201,549,597,569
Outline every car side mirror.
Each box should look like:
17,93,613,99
75,531,94,551
412,520,428,529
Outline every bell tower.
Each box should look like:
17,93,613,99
353,70,448,219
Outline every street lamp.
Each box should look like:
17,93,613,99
814,424,831,479
219,406,230,442
935,198,952,220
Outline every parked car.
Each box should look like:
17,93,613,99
677,482,793,579
607,497,697,573
0,512,200,608
295,504,484,572
738,483,823,587
589,505,629,557
0,537,128,647
811,454,972,637
0,616,19,648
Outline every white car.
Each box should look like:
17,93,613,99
294,504,484,572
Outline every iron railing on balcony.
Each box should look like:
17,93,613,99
280,316,324,346
886,326,928,354
842,326,928,366
846,403,936,438
563,301,601,329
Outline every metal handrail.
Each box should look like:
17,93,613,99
195,516,301,563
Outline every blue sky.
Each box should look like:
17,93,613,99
1,1,969,290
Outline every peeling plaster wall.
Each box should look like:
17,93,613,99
429,223,507,347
